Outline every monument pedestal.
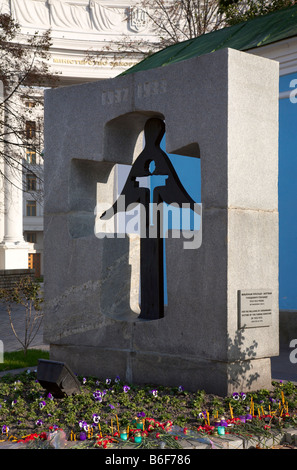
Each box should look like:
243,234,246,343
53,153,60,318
44,47,279,395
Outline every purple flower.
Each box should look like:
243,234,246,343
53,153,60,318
150,389,158,397
93,390,102,401
82,377,87,384
47,393,53,400
123,385,130,393
108,404,115,410
240,393,246,400
2,425,9,433
36,419,43,426
232,393,240,400
106,378,111,385
137,412,146,418
178,386,184,392
79,420,88,431
115,376,120,383
39,400,46,409
92,414,100,424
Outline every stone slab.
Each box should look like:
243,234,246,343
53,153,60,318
44,47,279,396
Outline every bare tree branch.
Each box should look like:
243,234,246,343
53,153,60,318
0,13,57,203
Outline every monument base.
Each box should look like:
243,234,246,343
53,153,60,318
49,343,272,396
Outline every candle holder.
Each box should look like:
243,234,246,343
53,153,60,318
132,419,144,430
134,432,142,443
120,430,128,440
217,426,225,436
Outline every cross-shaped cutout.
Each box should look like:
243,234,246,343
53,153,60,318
100,118,201,320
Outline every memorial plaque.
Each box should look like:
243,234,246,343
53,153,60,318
238,290,272,328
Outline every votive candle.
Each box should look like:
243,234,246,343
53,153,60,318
217,426,225,436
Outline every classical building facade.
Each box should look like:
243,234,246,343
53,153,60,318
0,0,157,277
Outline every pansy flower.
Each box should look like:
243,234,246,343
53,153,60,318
93,414,100,424
39,400,46,410
232,392,240,400
115,376,120,383
2,425,9,434
150,389,158,397
178,385,184,392
79,420,88,429
123,385,130,393
106,378,111,385
36,419,43,426
93,390,102,401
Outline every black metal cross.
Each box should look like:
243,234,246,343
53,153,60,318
100,118,200,320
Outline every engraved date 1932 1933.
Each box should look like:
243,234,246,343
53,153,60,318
101,79,167,106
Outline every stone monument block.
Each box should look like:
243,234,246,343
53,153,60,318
44,48,279,396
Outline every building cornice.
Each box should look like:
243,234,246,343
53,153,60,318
249,36,297,77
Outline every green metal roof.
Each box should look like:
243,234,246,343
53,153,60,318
122,4,297,75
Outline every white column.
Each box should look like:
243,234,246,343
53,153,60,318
0,81,4,242
0,81,29,270
3,159,25,243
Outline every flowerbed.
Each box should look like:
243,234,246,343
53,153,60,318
1,370,297,449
